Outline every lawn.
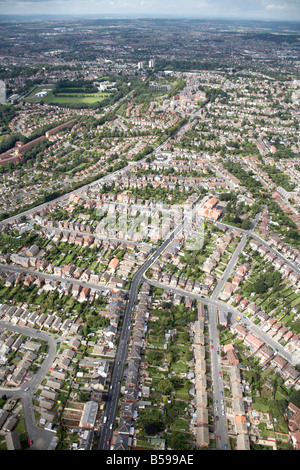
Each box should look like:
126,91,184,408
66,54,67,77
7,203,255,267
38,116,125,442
170,359,188,373
47,92,111,105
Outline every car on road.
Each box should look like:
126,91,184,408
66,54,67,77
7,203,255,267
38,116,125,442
29,440,33,445
106,439,110,446
24,387,30,392
217,436,221,441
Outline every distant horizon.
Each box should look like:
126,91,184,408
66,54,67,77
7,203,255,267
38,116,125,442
0,13,299,24
0,0,300,23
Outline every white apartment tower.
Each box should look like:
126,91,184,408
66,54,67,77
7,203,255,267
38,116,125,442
0,81,6,104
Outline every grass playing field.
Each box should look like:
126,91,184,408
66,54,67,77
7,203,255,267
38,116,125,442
26,85,111,106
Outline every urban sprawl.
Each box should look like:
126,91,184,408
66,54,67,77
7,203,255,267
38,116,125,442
0,17,299,452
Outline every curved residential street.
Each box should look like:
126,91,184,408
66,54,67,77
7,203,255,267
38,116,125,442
0,321,59,449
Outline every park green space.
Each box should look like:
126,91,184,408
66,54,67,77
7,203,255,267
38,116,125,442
25,85,111,105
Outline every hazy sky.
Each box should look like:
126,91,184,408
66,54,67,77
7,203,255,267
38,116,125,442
0,0,300,21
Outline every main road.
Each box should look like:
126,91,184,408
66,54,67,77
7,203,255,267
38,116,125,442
207,304,228,450
96,201,199,449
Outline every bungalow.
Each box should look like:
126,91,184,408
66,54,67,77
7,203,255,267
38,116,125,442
39,398,55,411
52,317,62,331
43,315,55,329
40,389,58,401
50,366,69,383
55,356,71,370
7,367,27,387
27,311,39,328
